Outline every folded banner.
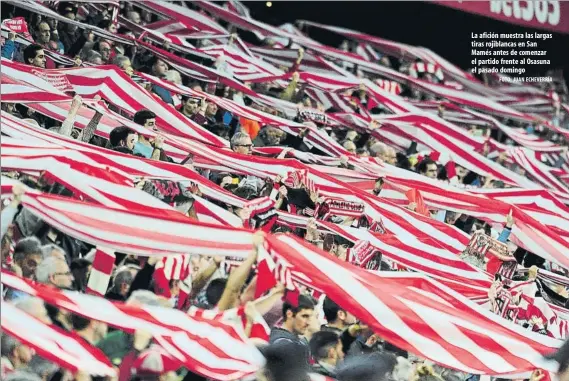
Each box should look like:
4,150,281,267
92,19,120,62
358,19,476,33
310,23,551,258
1,17,33,40
432,1,569,34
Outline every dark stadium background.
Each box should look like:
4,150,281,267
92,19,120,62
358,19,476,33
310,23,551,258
247,1,569,86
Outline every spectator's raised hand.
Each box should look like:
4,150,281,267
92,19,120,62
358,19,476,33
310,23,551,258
506,209,514,229
147,255,161,266
11,183,25,205
252,230,264,248
278,185,288,198
189,183,202,196
133,330,152,351
238,206,252,221
152,135,164,149
530,370,545,381
309,189,319,203
244,302,259,323
70,95,82,112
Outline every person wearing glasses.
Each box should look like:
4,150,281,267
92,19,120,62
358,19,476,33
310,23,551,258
231,132,254,155
35,256,75,290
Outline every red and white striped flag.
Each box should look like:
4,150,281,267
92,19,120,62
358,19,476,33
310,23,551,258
86,246,115,296
1,271,266,380
1,302,115,376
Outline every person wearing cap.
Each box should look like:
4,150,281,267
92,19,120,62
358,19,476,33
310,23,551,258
309,331,344,378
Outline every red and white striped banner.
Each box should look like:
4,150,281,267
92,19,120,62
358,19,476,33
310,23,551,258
1,271,265,380
86,247,116,296
1,301,116,376
262,234,561,375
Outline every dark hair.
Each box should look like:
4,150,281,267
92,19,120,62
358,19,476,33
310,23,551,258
57,2,77,15
261,341,311,381
187,81,202,90
70,258,91,292
89,135,108,148
13,237,42,263
133,110,156,126
97,19,112,30
309,331,340,361
109,126,136,148
462,171,479,185
322,297,342,323
282,294,315,320
23,44,43,65
233,184,258,200
437,165,448,180
333,235,352,247
396,152,411,170
150,56,165,69
417,157,437,174
207,123,231,140
205,278,227,307
70,313,91,331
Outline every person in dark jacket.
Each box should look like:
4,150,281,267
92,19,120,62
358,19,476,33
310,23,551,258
321,297,363,356
269,294,314,363
337,352,397,381
259,340,311,381
105,268,134,302
309,330,344,378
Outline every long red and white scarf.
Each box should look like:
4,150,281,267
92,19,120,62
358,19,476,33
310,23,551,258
1,301,115,376
1,271,265,380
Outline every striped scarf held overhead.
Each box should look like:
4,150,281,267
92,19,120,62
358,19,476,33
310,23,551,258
153,255,192,310
86,247,116,296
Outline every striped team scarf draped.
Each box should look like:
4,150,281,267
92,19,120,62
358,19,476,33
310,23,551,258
86,246,116,296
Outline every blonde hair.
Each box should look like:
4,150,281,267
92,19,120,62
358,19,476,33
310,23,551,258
414,365,444,381
164,70,182,85
528,265,538,279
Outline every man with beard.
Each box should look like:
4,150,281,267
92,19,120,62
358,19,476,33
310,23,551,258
269,294,315,362
12,237,42,281
309,331,344,378
96,40,113,64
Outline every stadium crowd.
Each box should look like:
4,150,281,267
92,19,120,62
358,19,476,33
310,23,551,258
1,2,569,381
